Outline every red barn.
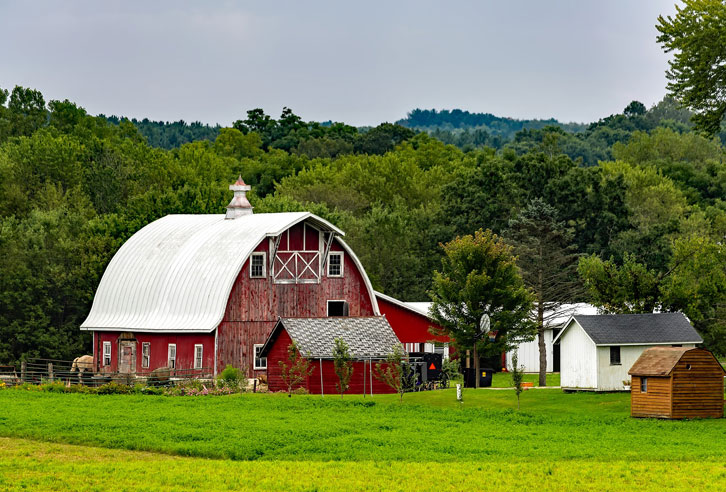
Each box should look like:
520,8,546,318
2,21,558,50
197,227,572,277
375,292,450,358
80,178,430,382
261,317,400,394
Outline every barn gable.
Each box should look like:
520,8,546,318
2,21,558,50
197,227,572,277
80,211,382,333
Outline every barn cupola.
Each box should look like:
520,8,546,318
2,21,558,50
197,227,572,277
225,176,253,219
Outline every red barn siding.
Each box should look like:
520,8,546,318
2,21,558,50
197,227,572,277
376,296,448,344
266,329,396,394
94,332,214,373
217,225,376,376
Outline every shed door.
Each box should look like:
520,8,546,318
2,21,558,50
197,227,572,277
118,341,136,374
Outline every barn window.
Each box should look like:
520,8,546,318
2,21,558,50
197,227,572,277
168,344,176,369
327,252,343,277
142,342,150,369
610,346,621,365
194,344,203,369
327,300,349,316
250,253,266,278
641,377,648,393
254,344,267,370
102,341,111,366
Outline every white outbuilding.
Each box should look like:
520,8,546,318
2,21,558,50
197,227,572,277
506,303,597,373
553,313,703,391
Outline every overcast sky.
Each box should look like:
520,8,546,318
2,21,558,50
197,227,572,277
0,1,679,127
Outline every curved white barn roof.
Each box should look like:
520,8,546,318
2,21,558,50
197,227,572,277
81,212,378,333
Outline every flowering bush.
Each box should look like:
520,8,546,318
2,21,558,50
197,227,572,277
0,380,6,389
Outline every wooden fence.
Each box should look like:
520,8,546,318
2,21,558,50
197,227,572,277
0,358,213,387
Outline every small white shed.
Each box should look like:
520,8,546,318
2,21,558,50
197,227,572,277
553,313,702,391
506,303,598,373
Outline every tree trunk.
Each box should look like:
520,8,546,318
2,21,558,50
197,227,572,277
473,342,479,389
538,264,546,387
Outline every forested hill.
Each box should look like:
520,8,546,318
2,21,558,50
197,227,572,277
397,108,587,135
2,83,726,364
104,116,221,149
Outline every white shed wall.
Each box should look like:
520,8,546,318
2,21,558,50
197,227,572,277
596,343,696,391
559,321,597,389
506,330,553,373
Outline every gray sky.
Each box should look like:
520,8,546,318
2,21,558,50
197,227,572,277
0,1,678,127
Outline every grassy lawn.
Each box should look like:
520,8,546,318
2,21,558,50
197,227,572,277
2,437,726,491
490,371,560,387
1,389,725,490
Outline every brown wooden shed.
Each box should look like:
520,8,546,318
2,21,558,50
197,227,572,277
628,347,725,419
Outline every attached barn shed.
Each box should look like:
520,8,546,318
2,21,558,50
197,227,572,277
261,317,401,394
374,292,450,357
553,313,703,391
629,347,725,419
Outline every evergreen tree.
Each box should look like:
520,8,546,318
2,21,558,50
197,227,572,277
505,199,584,386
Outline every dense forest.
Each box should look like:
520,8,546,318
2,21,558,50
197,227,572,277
2,81,726,364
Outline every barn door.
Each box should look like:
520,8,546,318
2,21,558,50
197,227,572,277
118,341,137,374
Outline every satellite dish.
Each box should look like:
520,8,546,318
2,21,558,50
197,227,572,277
480,314,490,333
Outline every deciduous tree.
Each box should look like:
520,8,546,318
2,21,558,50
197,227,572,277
429,229,534,388
657,0,726,135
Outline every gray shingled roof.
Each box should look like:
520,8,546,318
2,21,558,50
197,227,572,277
265,317,402,359
570,313,702,345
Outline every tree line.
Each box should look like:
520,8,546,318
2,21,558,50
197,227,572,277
2,57,726,366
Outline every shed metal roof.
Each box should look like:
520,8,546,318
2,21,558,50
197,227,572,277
553,313,703,346
80,212,378,333
262,317,401,359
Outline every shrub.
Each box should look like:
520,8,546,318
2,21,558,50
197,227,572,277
41,382,68,393
217,365,246,391
96,382,132,395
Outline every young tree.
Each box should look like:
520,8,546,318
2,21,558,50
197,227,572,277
429,229,535,388
278,342,314,397
657,0,726,136
374,344,409,402
510,352,525,411
505,198,584,386
332,338,354,399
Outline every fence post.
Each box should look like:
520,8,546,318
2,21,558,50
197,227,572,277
48,362,54,382
21,361,26,383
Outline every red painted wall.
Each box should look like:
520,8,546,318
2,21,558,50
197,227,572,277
376,296,449,344
93,332,214,373
217,221,377,375
266,329,396,394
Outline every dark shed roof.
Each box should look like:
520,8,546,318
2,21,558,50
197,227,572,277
556,313,703,345
629,347,725,376
261,317,402,359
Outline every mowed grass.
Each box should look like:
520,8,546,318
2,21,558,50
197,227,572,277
490,371,560,387
3,437,726,492
1,388,726,463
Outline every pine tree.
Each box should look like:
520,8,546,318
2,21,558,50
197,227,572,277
505,199,584,386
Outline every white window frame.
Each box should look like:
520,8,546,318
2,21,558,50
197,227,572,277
142,342,150,369
254,344,267,370
102,341,112,367
194,344,203,369
250,252,266,278
327,251,344,277
168,343,177,369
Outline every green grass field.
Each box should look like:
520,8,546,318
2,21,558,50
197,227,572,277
490,371,560,387
1,388,725,490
